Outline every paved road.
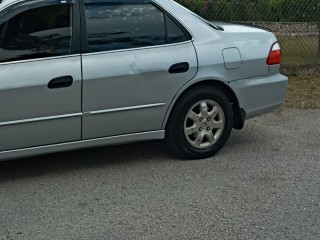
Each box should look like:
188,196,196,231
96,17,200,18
0,108,319,240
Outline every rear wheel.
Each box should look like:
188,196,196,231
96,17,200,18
166,86,233,159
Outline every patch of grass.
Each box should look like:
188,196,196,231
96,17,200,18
281,64,320,76
278,36,319,65
285,74,320,109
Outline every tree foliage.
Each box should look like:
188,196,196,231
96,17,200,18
176,0,320,22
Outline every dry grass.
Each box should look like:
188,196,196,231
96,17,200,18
279,35,320,109
285,74,320,109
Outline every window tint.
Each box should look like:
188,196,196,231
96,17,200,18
166,16,189,44
0,4,72,63
85,3,166,52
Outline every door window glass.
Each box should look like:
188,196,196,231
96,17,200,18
85,3,166,52
0,4,72,63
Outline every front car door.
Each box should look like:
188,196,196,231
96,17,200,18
81,0,198,139
0,0,82,151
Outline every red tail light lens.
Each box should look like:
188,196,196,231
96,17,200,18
267,42,282,65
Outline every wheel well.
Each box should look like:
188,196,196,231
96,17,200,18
166,80,245,130
190,80,239,108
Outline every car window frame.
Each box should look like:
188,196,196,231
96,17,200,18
79,0,193,55
0,0,81,65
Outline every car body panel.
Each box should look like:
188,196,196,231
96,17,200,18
222,47,242,70
229,73,288,119
0,56,82,151
82,42,198,139
158,0,277,80
0,130,165,161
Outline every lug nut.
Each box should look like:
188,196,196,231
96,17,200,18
207,117,211,121
199,127,202,131
207,127,210,131
199,118,203,122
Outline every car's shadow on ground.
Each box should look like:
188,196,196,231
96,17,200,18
0,140,174,181
0,124,260,182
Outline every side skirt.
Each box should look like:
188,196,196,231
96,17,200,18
0,130,165,161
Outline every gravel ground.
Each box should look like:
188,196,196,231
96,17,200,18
0,108,319,240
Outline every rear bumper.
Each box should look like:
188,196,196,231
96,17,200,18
229,73,288,119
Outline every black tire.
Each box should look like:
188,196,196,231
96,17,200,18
166,86,233,160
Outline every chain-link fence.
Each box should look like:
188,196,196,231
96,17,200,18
176,0,320,67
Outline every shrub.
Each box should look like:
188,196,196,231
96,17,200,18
175,0,320,22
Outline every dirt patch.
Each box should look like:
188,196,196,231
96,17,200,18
285,74,320,109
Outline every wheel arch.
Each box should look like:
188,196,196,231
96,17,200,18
162,79,245,130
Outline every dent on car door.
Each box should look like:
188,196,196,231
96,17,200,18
0,2,82,151
81,0,198,139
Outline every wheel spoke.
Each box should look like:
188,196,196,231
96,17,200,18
200,101,209,117
185,124,198,136
194,132,204,145
206,132,216,144
187,111,200,122
211,120,224,129
209,106,220,119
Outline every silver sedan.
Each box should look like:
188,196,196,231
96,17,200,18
0,0,288,160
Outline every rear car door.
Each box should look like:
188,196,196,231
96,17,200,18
0,1,82,151
81,0,198,139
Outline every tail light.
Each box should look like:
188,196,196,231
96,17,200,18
267,42,282,65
